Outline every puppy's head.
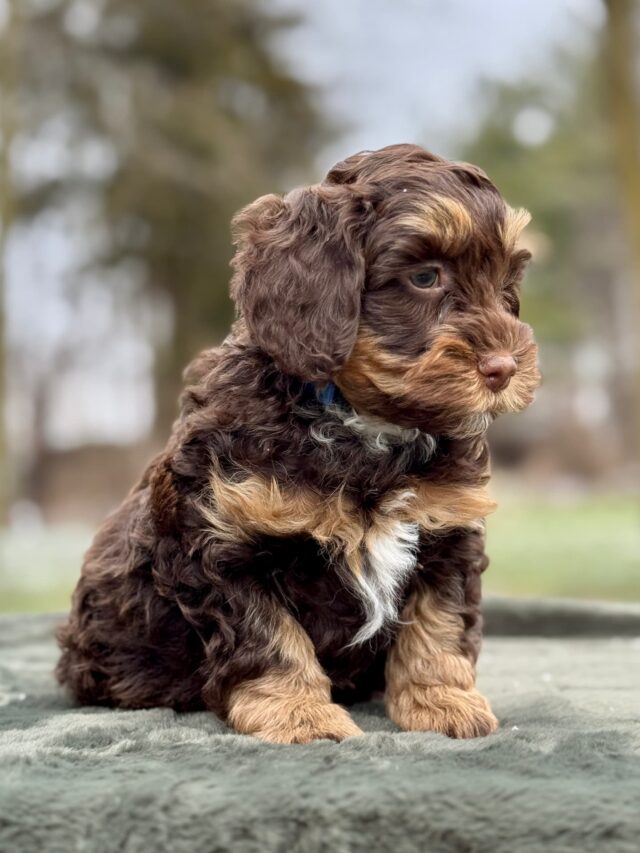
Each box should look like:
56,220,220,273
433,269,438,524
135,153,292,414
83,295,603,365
231,143,540,436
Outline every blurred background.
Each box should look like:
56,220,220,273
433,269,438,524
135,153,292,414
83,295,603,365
0,0,638,612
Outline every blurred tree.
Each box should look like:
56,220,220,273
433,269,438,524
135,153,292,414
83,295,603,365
604,0,640,456
3,0,327,506
0,0,19,523
98,0,327,427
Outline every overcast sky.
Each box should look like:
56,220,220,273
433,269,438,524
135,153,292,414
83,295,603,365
271,0,605,170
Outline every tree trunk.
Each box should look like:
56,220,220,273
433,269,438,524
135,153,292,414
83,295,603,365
0,1,19,524
604,0,640,461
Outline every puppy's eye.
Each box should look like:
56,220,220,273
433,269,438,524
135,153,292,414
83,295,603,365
410,268,440,289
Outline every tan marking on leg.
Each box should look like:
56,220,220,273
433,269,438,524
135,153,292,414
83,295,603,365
398,195,474,254
227,611,363,744
385,586,498,738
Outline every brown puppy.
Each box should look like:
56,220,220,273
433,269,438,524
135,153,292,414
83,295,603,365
57,144,540,744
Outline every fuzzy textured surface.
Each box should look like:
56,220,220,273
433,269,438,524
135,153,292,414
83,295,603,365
2,601,640,853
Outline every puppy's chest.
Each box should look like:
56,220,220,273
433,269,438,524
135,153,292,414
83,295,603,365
349,491,422,577
206,466,493,562
362,511,419,577
349,506,421,644
207,467,425,568
205,467,494,640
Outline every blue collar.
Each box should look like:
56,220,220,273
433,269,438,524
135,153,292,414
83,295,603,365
304,381,349,411
316,382,337,406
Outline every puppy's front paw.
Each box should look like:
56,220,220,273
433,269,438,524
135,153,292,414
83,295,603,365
249,701,364,745
387,685,498,739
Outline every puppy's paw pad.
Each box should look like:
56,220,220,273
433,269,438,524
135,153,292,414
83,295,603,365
388,686,498,739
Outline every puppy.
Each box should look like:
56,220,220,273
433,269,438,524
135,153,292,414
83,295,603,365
57,144,540,743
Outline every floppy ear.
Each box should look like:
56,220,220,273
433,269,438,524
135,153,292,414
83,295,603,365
230,184,374,381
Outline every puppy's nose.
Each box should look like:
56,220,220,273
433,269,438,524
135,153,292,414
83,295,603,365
478,354,517,392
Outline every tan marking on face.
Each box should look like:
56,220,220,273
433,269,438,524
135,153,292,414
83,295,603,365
337,329,540,427
399,195,474,254
385,585,498,738
338,331,487,418
500,206,531,252
336,332,411,404
227,610,362,743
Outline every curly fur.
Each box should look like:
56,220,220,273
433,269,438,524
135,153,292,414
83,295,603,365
56,143,540,743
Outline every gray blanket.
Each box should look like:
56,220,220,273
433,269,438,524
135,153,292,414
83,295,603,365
1,600,640,853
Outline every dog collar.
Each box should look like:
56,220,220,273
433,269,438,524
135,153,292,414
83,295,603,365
306,381,350,411
316,382,337,406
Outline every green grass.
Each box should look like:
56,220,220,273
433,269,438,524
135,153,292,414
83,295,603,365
485,494,640,600
0,495,638,613
0,525,90,613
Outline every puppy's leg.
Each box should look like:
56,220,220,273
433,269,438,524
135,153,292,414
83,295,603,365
385,558,497,738
213,609,363,744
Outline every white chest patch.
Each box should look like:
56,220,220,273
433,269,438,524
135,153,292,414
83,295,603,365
349,518,420,646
